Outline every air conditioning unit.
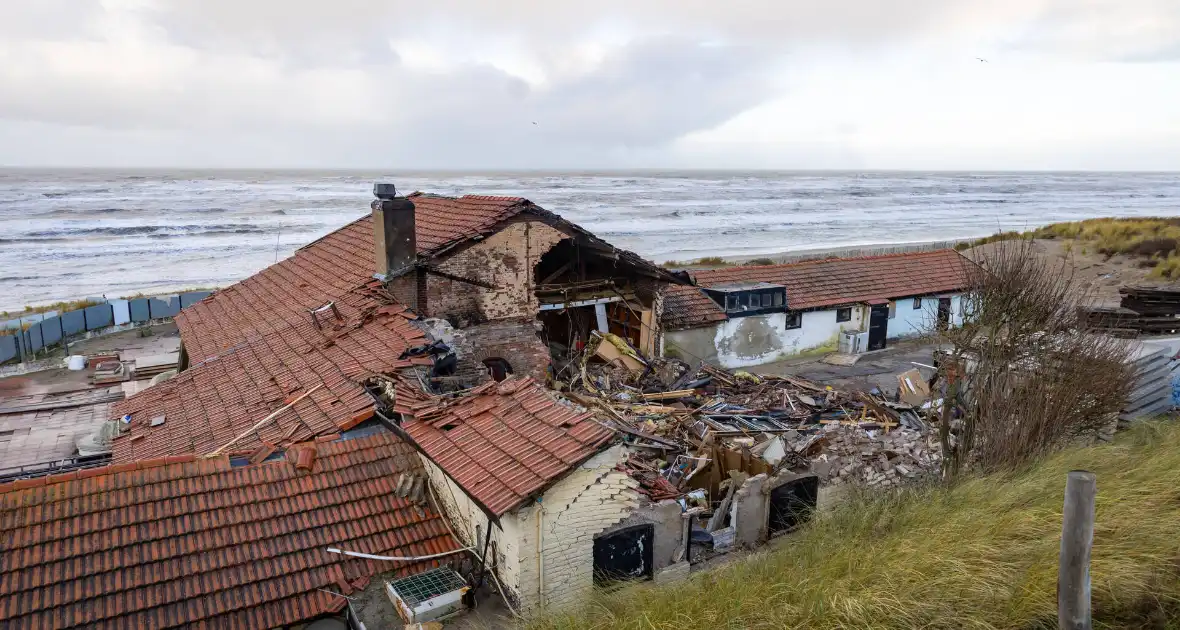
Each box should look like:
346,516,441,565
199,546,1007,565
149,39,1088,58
838,331,870,354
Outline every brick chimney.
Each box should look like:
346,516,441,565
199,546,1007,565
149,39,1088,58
371,182,416,280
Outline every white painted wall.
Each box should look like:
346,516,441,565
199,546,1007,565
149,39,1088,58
423,445,641,613
419,455,526,603
514,445,640,611
707,306,866,369
886,293,965,339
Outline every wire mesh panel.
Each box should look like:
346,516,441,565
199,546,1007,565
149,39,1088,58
388,568,468,608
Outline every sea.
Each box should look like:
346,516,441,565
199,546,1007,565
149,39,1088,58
1,169,1179,312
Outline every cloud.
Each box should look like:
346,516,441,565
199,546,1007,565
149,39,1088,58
0,0,1177,168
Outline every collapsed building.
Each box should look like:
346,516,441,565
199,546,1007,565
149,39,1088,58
660,249,974,369
0,188,970,628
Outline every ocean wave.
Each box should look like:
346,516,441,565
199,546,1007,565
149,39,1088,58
22,223,268,239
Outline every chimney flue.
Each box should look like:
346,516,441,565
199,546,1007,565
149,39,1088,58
371,182,416,281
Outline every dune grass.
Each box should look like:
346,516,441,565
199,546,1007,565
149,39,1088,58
661,256,735,268
0,298,104,320
527,421,1180,630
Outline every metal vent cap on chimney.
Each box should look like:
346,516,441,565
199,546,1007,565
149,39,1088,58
374,182,399,200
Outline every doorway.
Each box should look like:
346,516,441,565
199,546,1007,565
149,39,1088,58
867,304,889,351
767,476,819,536
937,298,952,331
593,524,655,586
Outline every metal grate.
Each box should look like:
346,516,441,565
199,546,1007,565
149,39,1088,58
388,567,467,608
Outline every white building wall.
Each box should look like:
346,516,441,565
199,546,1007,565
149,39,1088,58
708,306,866,369
886,293,965,339
419,455,526,602
514,445,640,612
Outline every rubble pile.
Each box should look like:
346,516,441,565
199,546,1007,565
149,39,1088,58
558,332,944,495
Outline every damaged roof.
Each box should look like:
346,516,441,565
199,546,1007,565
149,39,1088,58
397,377,614,516
663,249,974,330
0,432,459,630
111,291,431,462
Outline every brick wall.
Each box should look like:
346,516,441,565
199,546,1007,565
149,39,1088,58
426,221,567,325
514,445,641,611
462,318,552,382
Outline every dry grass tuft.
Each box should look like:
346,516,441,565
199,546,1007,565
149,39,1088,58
526,421,1180,630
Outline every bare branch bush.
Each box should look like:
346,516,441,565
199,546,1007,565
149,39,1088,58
932,238,1136,478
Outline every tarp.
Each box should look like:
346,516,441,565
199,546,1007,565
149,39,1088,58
84,304,114,330
41,316,63,345
149,296,180,319
129,298,150,323
111,299,131,325
61,310,86,336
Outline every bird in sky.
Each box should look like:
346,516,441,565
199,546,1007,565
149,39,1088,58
532,121,538,125
976,57,988,63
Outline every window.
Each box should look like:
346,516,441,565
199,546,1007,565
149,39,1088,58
888,301,896,319
773,292,784,307
726,294,739,310
482,357,513,382
764,293,776,307
913,298,923,310
785,311,802,329
836,307,852,323
748,293,760,308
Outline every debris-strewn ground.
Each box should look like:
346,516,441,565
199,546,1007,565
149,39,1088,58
526,420,1180,630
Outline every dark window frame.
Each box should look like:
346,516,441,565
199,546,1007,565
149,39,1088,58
785,311,802,329
913,298,923,310
835,307,852,323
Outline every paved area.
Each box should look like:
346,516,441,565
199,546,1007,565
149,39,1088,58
754,338,943,394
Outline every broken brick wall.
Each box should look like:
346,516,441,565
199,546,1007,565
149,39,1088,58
425,220,567,326
462,318,551,382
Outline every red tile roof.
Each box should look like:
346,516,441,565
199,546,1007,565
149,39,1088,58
111,292,432,462
663,249,973,330
398,377,614,516
177,194,529,362
0,432,461,630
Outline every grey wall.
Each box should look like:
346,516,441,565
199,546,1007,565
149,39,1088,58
664,327,720,365
129,298,151,322
148,297,180,319
61,310,85,336
84,304,114,330
598,498,685,573
0,336,16,364
41,317,63,345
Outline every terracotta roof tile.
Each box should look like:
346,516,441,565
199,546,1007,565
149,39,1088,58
0,432,460,630
663,249,974,330
400,378,613,516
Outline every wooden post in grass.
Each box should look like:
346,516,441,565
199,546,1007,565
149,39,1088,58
1058,470,1096,630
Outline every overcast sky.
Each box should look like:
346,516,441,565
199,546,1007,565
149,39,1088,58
1,0,1178,170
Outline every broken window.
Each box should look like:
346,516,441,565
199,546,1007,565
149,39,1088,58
785,312,802,329
726,294,739,310
913,298,922,310
773,292,784,307
836,307,852,323
593,524,654,586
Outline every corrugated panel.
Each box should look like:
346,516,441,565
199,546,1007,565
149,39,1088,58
41,316,63,345
0,335,18,364
111,299,131,325
149,296,180,319
129,298,151,322
84,304,114,330
179,291,212,309
61,310,86,336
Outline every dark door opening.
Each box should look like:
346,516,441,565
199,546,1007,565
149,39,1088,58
593,524,654,586
482,358,513,382
768,475,819,536
937,298,952,331
867,304,889,351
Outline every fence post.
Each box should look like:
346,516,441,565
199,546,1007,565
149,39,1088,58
1058,470,1096,630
